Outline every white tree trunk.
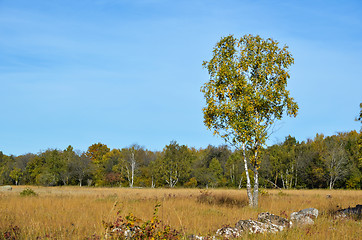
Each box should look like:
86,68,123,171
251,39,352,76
151,176,155,188
131,152,135,188
253,170,259,208
238,176,243,189
252,149,259,208
242,144,253,207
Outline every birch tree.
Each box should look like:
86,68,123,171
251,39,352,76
122,144,143,188
323,135,348,189
156,141,192,188
201,34,298,207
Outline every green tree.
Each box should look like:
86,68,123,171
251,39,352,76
201,34,298,207
71,152,91,187
120,144,144,188
39,149,64,186
208,157,223,187
101,149,124,186
59,145,77,185
225,151,244,188
86,143,110,186
0,152,15,185
155,141,193,188
9,167,23,185
322,135,348,189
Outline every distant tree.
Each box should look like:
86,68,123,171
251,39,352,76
155,141,193,188
71,152,91,187
26,155,45,184
202,34,298,207
356,103,362,127
86,143,110,185
136,150,157,187
322,135,348,189
208,157,223,187
225,151,244,188
103,149,123,174
279,136,298,189
120,144,144,188
9,167,23,185
105,172,121,186
86,143,110,164
35,149,64,186
0,152,15,185
357,103,362,180
59,145,77,185
14,153,35,183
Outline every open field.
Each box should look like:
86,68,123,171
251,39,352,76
0,186,361,239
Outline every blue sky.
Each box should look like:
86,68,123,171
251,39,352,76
1,0,361,156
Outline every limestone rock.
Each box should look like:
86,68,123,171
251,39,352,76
215,226,241,238
335,204,362,219
258,212,292,230
106,226,141,239
290,208,318,225
1,185,12,191
188,235,215,240
235,219,281,234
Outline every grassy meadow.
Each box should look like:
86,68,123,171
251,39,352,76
0,186,361,239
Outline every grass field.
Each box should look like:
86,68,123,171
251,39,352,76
0,186,361,239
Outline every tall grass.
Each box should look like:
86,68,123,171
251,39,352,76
0,186,361,239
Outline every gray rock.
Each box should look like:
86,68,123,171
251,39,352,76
215,226,241,238
1,185,12,191
258,212,292,230
335,205,362,219
235,219,281,234
106,225,141,239
188,235,215,240
290,208,318,225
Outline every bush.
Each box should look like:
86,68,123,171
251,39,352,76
20,188,38,197
184,177,198,188
103,203,181,239
1,224,21,240
197,190,248,207
259,188,269,196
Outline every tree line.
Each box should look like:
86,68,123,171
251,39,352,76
0,130,361,189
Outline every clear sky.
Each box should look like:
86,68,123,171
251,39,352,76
1,0,361,156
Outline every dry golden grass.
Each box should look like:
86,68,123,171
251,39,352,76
0,186,361,239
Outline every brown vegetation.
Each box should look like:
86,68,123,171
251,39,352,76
0,186,361,239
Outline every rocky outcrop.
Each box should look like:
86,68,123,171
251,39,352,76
190,212,292,239
110,208,323,240
258,212,292,230
1,185,12,191
290,208,318,225
235,219,281,234
215,227,241,238
335,204,362,219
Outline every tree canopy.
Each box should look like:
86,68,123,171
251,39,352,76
201,34,298,207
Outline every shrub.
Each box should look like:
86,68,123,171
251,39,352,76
197,190,248,207
20,188,38,197
1,224,21,240
259,188,269,196
184,177,198,188
103,203,181,239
